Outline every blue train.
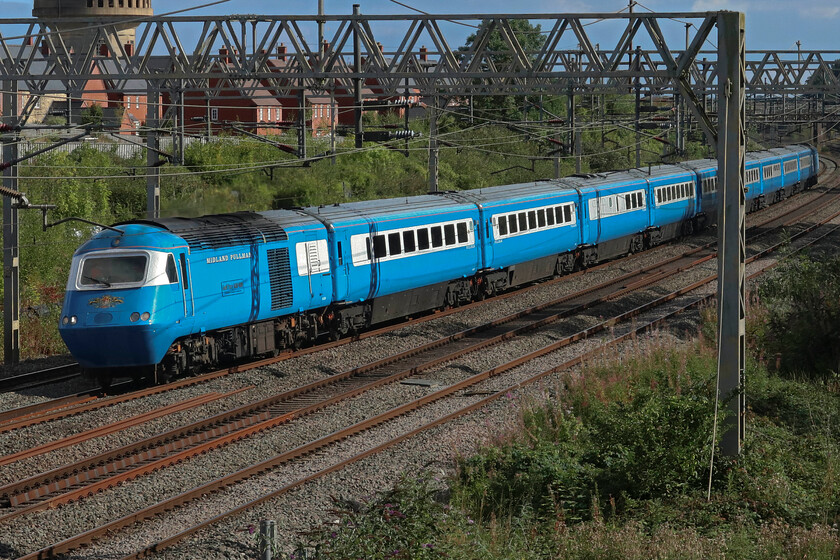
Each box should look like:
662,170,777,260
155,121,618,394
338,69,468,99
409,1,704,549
59,144,819,384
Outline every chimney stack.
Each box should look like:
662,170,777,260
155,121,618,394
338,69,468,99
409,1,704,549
419,45,427,62
277,43,287,62
99,43,109,56
124,42,133,56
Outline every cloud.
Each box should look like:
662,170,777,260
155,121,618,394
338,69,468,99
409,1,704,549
692,0,838,18
691,0,753,11
800,4,840,18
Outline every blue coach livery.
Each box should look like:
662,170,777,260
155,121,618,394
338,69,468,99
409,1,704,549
58,144,819,385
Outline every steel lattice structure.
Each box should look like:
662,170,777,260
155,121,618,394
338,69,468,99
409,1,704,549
0,13,835,97
1,11,750,455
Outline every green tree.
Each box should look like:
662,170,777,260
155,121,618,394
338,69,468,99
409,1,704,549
80,102,103,125
458,19,551,121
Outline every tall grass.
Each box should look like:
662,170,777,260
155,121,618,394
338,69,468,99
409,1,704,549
299,333,840,559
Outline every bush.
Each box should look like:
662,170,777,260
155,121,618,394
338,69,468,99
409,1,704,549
756,254,840,378
455,342,719,524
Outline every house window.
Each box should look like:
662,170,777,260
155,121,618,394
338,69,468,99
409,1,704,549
87,0,93,6
136,97,139,109
211,107,219,121
258,108,263,121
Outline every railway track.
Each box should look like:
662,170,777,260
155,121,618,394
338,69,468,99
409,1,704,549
1,156,836,432
16,171,840,560
4,154,840,558
0,363,80,393
0,153,836,559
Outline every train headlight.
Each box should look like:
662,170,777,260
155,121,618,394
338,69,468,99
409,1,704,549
140,312,151,321
130,312,140,322
69,316,77,325
62,316,69,325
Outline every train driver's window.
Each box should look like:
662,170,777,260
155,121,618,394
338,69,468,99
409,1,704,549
166,255,178,283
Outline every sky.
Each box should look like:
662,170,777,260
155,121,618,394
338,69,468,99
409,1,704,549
0,0,837,53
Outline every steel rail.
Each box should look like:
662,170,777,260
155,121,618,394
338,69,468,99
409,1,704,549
0,388,249,469
1,156,836,522
0,363,80,393
2,152,833,432
16,167,840,560
0,244,727,520
117,199,840,560
123,215,840,560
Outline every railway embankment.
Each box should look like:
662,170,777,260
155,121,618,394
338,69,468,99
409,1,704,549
288,251,840,560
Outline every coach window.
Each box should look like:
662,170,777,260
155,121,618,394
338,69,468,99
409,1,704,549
417,229,430,250
373,235,387,259
403,231,416,253
431,226,443,248
537,209,546,227
498,216,508,236
546,208,555,226
527,211,537,230
388,232,402,255
518,213,527,231
554,207,563,224
444,224,456,245
457,222,468,243
508,215,518,234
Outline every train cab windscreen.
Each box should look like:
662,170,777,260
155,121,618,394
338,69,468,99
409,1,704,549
80,255,148,287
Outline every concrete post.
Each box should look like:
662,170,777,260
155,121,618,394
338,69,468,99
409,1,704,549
716,11,746,457
429,96,439,192
2,80,20,364
146,82,160,219
353,4,363,149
